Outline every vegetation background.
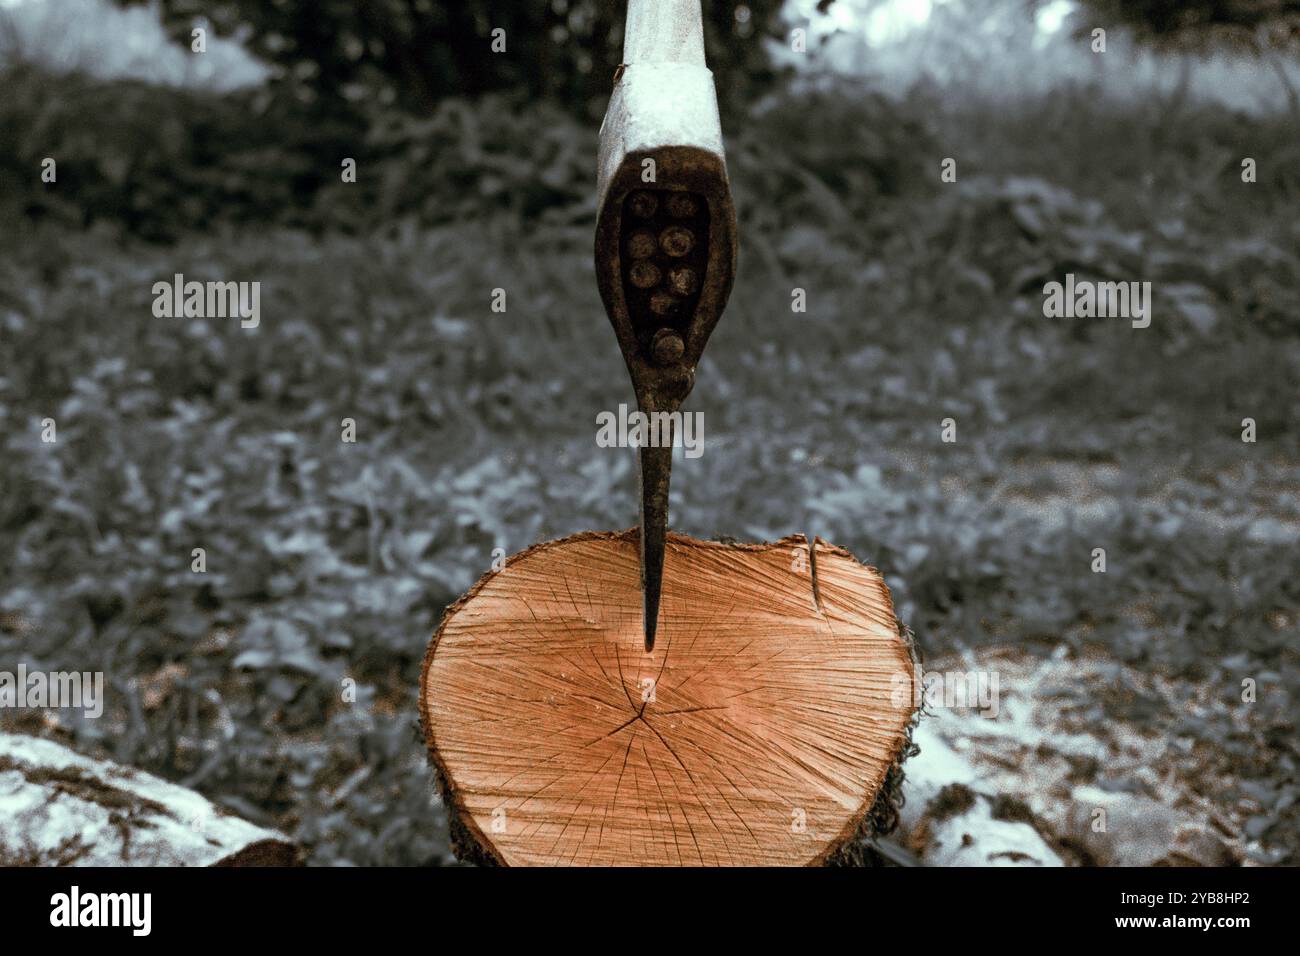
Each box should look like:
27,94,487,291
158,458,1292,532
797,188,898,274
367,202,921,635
0,0,1296,865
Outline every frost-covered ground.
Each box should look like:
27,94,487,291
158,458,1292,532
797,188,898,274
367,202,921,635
901,647,1290,866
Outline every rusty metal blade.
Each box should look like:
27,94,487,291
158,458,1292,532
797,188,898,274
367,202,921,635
638,439,672,652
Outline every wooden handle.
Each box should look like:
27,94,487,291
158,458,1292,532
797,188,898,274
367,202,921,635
623,0,706,66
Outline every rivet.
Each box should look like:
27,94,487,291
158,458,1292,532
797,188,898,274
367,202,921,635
651,328,685,365
660,226,694,257
629,191,658,218
629,260,661,289
649,290,679,316
667,265,698,296
666,193,697,218
627,231,657,259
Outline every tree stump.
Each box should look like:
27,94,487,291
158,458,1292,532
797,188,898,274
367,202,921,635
420,530,918,866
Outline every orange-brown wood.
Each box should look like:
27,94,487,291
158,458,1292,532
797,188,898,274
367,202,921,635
420,531,917,866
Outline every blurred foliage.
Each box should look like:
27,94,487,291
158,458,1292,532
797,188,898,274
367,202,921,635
0,65,950,241
0,63,365,242
3,72,1298,864
115,0,789,119
1065,0,1300,51
311,92,597,232
731,82,937,236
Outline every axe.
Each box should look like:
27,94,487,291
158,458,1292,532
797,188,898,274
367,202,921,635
595,0,738,652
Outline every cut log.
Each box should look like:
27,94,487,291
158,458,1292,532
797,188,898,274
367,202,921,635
0,733,298,866
420,530,918,866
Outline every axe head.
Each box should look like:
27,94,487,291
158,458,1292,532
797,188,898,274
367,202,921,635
594,1,738,652
595,58,738,412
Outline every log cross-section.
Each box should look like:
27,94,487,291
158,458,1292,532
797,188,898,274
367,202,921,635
420,531,918,866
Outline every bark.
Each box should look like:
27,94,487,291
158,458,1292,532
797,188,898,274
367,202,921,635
420,530,919,866
0,733,298,866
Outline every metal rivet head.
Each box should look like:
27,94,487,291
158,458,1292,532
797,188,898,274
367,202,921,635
627,231,658,259
651,328,685,365
666,265,698,296
629,191,658,218
666,193,697,218
659,226,694,258
664,364,695,398
629,261,661,289
649,290,679,316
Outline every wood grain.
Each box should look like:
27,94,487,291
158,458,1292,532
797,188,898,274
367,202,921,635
420,531,917,866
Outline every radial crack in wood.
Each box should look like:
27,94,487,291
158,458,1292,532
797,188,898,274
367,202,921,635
420,530,918,866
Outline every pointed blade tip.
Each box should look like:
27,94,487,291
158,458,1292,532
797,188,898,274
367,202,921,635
644,597,659,652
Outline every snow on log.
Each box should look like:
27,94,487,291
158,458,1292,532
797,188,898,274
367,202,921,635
420,530,919,866
0,733,297,866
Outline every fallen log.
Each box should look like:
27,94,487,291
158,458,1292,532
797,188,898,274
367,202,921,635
0,733,298,866
420,530,919,866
